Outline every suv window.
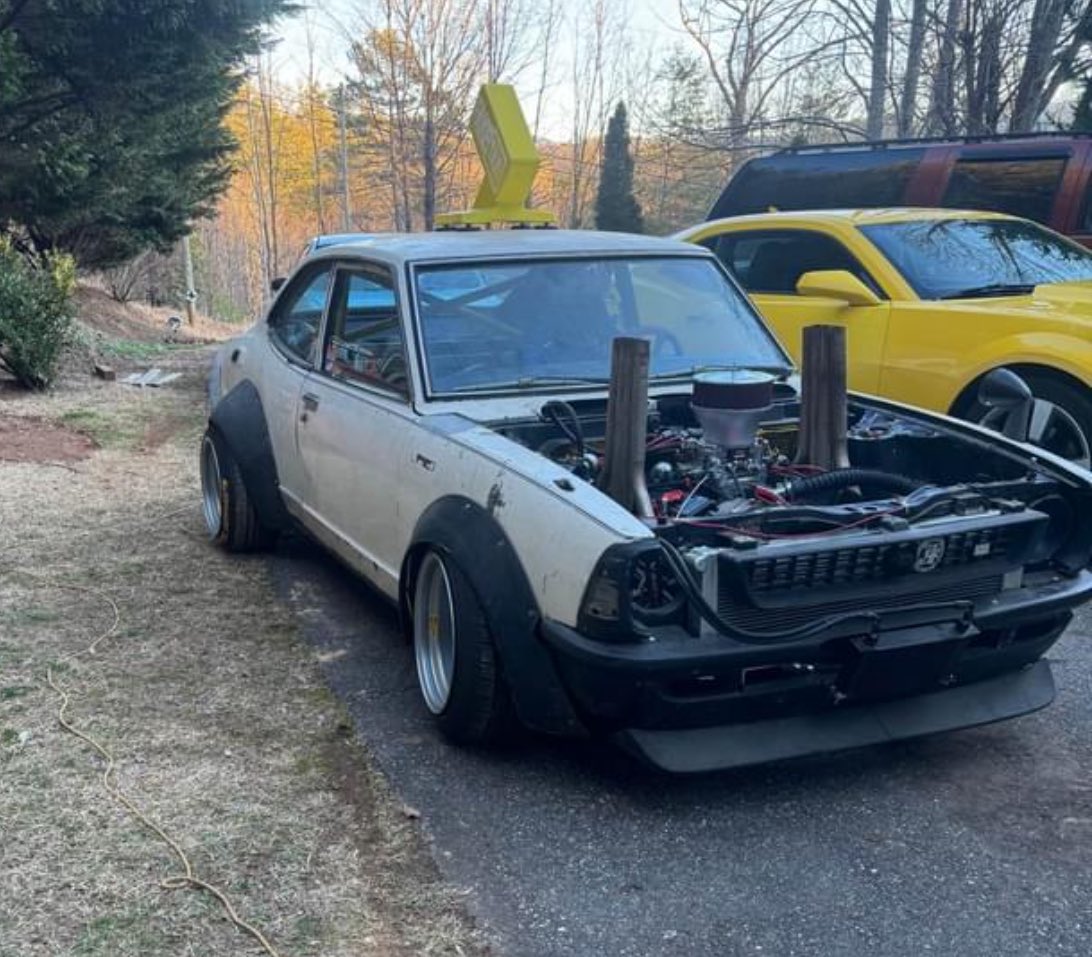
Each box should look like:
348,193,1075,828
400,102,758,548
704,229,881,296
268,264,333,364
323,266,407,396
710,148,925,218
942,157,1065,224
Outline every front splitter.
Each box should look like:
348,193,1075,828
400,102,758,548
615,659,1055,774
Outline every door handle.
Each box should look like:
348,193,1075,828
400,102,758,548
300,392,320,422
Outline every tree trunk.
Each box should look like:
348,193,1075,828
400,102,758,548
926,0,964,136
422,110,436,231
898,0,927,135
1012,0,1066,132
866,0,891,139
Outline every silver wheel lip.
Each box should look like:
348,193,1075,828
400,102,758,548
200,434,224,537
413,552,456,715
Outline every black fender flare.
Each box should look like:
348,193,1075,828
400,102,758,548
208,380,290,530
401,495,587,737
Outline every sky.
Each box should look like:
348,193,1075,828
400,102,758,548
269,0,680,139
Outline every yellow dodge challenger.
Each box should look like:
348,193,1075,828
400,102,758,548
677,209,1092,466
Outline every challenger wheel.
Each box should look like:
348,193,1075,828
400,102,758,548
412,549,513,744
199,429,273,552
968,371,1092,469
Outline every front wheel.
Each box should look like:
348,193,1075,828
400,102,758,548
967,371,1092,469
412,549,513,744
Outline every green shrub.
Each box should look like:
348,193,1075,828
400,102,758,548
0,241,75,389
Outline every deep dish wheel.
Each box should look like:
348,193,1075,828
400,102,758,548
199,428,273,552
412,549,513,744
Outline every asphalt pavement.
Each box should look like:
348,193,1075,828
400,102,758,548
268,542,1092,957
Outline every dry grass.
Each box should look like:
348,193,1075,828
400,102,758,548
0,351,485,957
73,283,241,344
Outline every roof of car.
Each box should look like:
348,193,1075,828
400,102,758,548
305,229,708,265
697,208,1016,230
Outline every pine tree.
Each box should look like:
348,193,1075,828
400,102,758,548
595,102,644,234
0,0,290,270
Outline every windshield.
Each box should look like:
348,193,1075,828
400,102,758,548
413,256,790,394
861,218,1092,300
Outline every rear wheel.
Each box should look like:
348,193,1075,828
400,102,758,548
412,549,513,744
966,371,1092,469
200,429,273,552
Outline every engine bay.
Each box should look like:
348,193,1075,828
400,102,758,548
489,381,1088,575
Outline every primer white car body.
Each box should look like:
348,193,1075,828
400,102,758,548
202,230,1092,772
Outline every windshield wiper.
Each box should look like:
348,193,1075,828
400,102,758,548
450,374,610,393
649,362,793,381
940,283,1035,300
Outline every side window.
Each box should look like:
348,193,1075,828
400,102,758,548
942,157,1065,224
1080,177,1092,234
323,266,408,396
711,148,925,217
268,265,333,364
711,230,880,297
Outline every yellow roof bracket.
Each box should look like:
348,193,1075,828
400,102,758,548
435,84,557,229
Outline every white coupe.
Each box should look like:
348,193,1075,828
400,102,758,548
202,230,1092,772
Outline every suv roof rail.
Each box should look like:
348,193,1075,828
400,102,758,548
775,130,1089,155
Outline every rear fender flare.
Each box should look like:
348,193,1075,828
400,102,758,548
401,495,586,737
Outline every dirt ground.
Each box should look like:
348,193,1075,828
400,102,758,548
0,347,485,956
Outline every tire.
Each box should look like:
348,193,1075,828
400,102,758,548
965,370,1092,469
199,428,274,552
412,549,514,744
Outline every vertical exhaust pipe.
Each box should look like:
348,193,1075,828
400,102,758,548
796,324,850,470
598,336,653,518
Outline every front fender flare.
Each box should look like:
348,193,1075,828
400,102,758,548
402,495,586,737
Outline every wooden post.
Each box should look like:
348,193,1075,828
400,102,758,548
181,234,197,326
796,325,850,470
337,84,352,231
598,336,653,518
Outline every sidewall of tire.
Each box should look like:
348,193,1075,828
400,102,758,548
418,551,512,745
202,428,270,552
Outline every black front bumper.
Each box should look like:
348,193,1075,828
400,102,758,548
616,660,1054,773
539,570,1092,771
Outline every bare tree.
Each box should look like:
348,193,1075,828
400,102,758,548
677,0,841,148
1011,0,1078,130
347,0,543,230
867,0,892,138
303,11,328,233
925,0,963,134
530,0,562,141
898,0,928,135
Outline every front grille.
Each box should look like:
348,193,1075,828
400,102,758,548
717,574,1004,633
746,526,1011,596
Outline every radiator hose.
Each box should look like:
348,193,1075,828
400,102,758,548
785,468,921,501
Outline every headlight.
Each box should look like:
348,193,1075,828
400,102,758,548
578,542,688,641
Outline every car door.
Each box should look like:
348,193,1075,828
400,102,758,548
262,261,335,500
293,260,413,599
705,228,891,394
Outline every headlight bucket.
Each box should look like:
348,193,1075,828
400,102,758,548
578,541,688,641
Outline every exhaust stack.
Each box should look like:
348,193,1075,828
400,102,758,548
795,324,850,470
598,336,653,518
